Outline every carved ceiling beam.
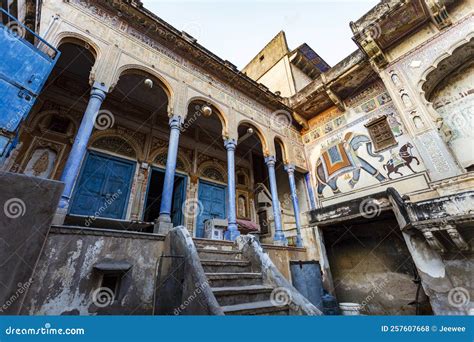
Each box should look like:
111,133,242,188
321,74,345,112
292,112,309,130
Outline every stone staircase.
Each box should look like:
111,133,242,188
194,238,290,315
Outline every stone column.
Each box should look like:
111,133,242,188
284,164,303,247
57,82,108,211
224,138,240,241
265,156,286,246
155,115,182,234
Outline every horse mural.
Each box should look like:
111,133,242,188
383,143,420,179
315,132,386,196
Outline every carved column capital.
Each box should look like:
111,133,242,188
168,115,183,130
284,164,296,174
224,138,237,151
265,155,276,167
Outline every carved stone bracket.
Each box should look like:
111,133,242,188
426,0,452,30
421,229,445,253
416,222,471,254
446,225,469,251
361,37,388,70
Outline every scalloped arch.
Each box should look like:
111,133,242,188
186,96,229,138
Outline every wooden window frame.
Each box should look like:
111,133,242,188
364,115,398,152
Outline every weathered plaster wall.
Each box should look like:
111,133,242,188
0,172,63,314
242,31,289,81
21,227,164,315
257,57,296,97
290,63,313,93
263,244,308,281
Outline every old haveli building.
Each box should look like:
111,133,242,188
0,0,472,316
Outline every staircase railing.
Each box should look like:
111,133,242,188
237,235,323,315
154,226,224,315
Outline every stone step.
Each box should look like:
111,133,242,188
197,248,243,261
193,238,236,251
212,285,274,306
222,300,290,315
205,272,263,287
201,260,252,273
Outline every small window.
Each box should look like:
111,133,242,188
237,173,247,186
365,115,397,152
259,55,265,62
101,274,121,299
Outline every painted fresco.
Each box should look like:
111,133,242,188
304,81,426,199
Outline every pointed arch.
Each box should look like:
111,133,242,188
89,129,143,160
112,64,174,107
149,147,192,173
418,35,474,101
52,31,101,61
186,96,229,138
237,119,270,156
274,136,290,164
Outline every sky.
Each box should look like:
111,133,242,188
141,0,378,69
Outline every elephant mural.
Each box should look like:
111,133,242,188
315,132,386,196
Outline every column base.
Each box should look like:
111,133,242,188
52,206,68,226
273,231,288,246
154,214,173,235
295,235,303,248
225,223,240,241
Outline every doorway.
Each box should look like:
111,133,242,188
322,212,432,315
69,151,135,219
196,180,227,238
143,168,187,226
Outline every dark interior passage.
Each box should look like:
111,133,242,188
144,169,186,226
323,213,432,315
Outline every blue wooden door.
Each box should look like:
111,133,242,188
70,152,135,219
0,9,60,159
196,181,226,238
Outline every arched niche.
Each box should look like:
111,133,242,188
422,38,474,170
89,134,139,160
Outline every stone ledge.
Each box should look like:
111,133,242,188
50,225,166,241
